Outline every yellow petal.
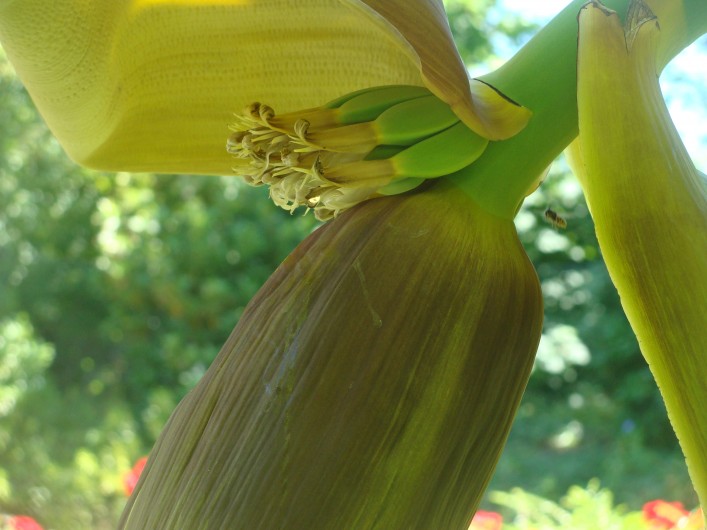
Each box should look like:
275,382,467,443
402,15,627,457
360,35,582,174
570,1,707,507
0,0,422,174
346,0,531,139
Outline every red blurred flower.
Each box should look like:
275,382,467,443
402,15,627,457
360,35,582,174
643,500,689,529
123,456,149,496
683,507,705,530
8,516,43,530
469,510,503,530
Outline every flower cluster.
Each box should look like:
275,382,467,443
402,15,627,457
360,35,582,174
469,510,503,530
0,515,43,530
463,500,706,530
643,500,704,530
123,456,149,496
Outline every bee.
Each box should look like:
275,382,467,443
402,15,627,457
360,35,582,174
544,208,567,229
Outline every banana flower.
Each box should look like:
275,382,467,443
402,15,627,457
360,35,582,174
0,0,705,527
0,2,540,526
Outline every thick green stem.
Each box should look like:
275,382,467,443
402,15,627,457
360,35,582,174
447,0,707,219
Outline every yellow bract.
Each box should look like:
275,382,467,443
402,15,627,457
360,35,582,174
0,0,422,174
569,1,707,509
0,0,529,176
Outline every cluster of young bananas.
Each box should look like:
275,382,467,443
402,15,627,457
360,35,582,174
227,85,488,219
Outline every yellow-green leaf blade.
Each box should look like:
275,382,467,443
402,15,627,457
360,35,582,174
0,0,423,174
571,1,707,508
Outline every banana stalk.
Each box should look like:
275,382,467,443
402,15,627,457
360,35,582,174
454,0,706,219
119,182,543,529
568,0,707,509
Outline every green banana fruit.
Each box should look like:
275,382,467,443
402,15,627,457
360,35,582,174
306,93,463,151
374,94,460,145
324,121,488,184
391,121,488,177
376,176,426,196
333,85,432,124
118,182,543,530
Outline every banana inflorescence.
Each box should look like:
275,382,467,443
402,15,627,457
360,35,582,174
227,85,489,220
119,182,543,529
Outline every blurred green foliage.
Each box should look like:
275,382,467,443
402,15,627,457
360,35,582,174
486,162,693,508
491,480,648,529
0,3,697,528
0,46,317,527
489,481,703,529
444,0,536,67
